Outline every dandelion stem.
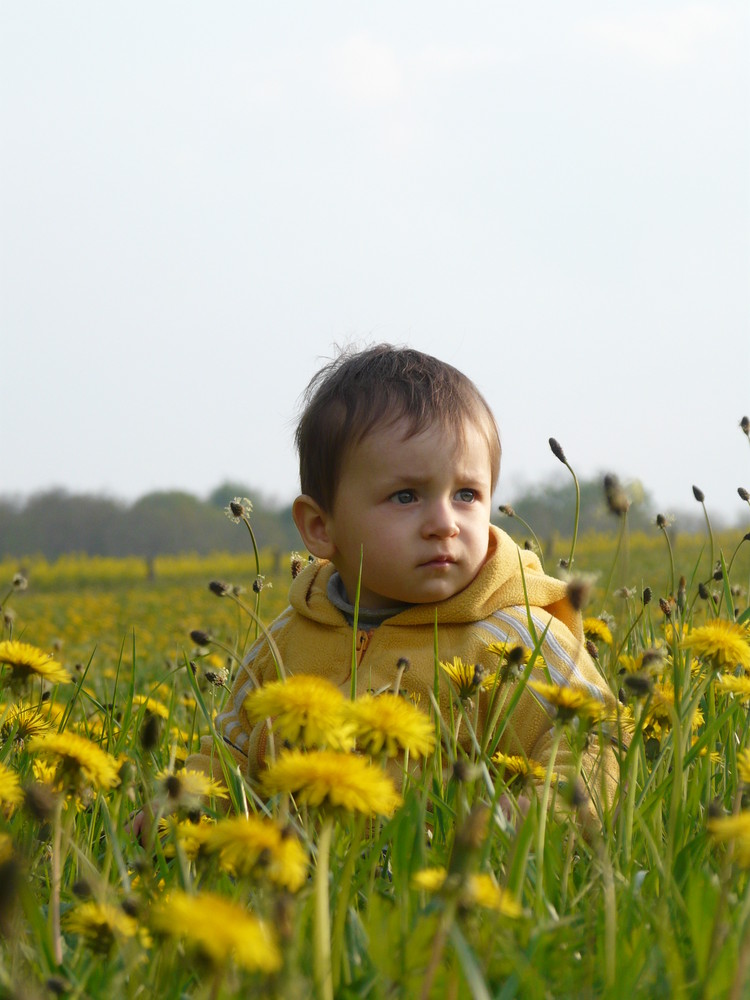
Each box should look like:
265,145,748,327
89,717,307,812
49,797,65,966
535,727,564,915
331,815,364,991
314,816,334,1000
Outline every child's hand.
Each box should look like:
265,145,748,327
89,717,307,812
497,793,530,825
126,805,154,844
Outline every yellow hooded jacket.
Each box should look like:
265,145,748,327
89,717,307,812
188,526,620,809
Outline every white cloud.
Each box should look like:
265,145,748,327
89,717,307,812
579,4,734,68
330,36,404,106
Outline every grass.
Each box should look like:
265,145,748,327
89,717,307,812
1,508,749,998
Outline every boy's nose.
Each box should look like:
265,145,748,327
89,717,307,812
422,499,459,538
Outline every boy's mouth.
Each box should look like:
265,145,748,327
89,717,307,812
420,554,456,567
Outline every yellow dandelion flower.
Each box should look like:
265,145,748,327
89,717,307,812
261,749,402,818
689,738,722,764
440,657,486,699
0,641,71,689
491,752,551,785
63,900,138,955
618,648,666,677
132,694,171,719
737,748,750,784
1,702,54,748
663,623,689,645
644,682,703,733
707,811,750,867
203,815,308,891
32,758,59,786
346,693,435,759
245,675,356,752
682,619,750,672
0,831,13,864
29,732,120,792
155,767,228,811
0,761,23,810
412,866,521,917
528,680,607,726
159,815,216,861
150,890,281,973
714,674,750,704
484,641,539,682
583,618,613,646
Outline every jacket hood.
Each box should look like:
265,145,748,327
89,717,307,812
289,526,583,640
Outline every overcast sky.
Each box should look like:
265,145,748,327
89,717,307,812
2,2,749,526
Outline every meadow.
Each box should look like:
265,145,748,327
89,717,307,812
1,495,750,999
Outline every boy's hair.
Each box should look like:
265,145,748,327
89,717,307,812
296,344,501,512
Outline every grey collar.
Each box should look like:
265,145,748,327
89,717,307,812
326,571,411,626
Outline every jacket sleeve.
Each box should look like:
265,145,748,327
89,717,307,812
184,616,290,788
487,605,620,818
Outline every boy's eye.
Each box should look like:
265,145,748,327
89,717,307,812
391,490,416,505
456,488,477,503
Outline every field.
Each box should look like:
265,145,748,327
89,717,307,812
1,513,750,998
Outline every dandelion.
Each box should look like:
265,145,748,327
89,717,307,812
737,748,750,784
491,752,551,787
583,617,613,646
619,648,666,677
261,749,402,818
244,675,356,752
682,619,750,672
707,811,750,867
29,732,120,792
714,674,750,704
132,694,171,719
0,761,23,811
159,815,216,861
604,474,630,516
224,497,253,523
346,693,435,759
412,866,522,917
1,702,54,748
203,815,308,891
63,900,138,955
440,656,486,699
0,641,71,690
155,767,228,812
150,890,281,973
528,680,607,726
485,641,537,682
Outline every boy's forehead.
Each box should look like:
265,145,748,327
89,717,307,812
348,415,493,474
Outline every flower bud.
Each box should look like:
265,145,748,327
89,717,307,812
498,504,515,517
741,416,750,437
209,580,230,597
738,487,750,502
642,587,652,606
190,630,210,647
692,485,705,503
549,438,567,464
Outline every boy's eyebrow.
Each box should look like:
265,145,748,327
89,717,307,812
379,469,489,487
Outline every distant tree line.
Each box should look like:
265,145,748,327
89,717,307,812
0,474,718,561
0,483,299,560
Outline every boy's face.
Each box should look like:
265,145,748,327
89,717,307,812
323,417,493,610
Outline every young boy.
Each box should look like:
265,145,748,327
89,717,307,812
187,345,619,809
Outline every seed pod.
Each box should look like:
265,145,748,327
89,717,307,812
498,504,515,517
190,629,211,647
642,587,652,606
692,485,705,502
209,580,230,597
741,416,750,437
738,487,750,502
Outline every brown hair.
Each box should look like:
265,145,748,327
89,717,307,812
295,344,501,511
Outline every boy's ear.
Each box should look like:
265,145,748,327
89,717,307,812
292,495,336,560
